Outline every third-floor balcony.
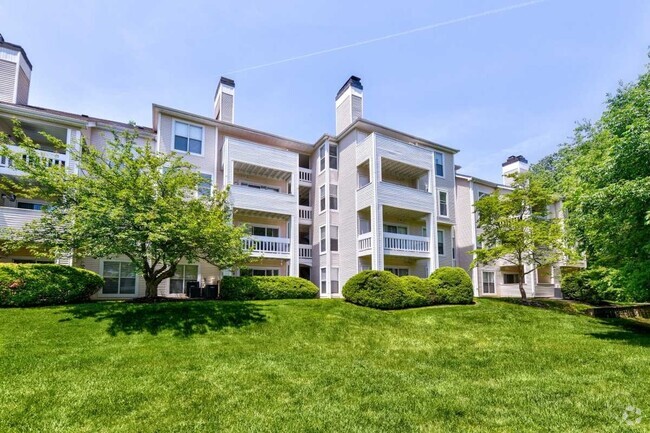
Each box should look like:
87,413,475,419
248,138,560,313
0,144,68,177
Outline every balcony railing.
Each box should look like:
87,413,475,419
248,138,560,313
0,206,43,229
299,167,312,183
243,235,291,258
358,232,372,251
0,145,68,175
384,233,429,254
298,205,313,221
299,245,312,259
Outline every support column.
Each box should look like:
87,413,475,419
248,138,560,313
371,204,384,270
427,212,435,276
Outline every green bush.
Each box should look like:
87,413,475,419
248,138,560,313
342,271,427,309
429,267,474,304
220,276,319,301
561,267,621,304
0,264,104,307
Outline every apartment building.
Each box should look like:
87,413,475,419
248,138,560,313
455,155,584,298
2,36,582,300
0,36,462,299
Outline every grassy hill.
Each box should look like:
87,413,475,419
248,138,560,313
0,298,648,432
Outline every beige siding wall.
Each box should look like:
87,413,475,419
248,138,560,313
16,66,29,105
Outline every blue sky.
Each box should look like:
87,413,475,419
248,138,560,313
1,0,649,182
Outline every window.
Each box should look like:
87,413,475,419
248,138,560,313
386,267,409,277
319,186,326,212
438,190,448,217
198,173,212,197
434,151,444,177
102,261,136,295
329,145,338,170
437,230,445,255
358,171,370,188
320,267,327,294
320,225,326,253
478,191,488,199
482,272,495,294
319,146,326,172
241,268,279,277
384,224,407,235
174,121,203,155
331,268,340,294
503,273,520,284
238,181,280,193
17,202,45,210
250,226,279,237
330,226,339,251
329,185,338,210
170,264,199,294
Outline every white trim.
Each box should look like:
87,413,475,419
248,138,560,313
172,118,205,156
319,224,327,254
437,229,445,256
319,184,326,214
318,145,326,173
319,266,327,295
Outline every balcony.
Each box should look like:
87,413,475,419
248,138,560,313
299,245,312,260
230,184,295,215
358,232,372,254
299,167,312,184
384,233,429,257
298,205,313,224
0,207,42,229
0,145,68,176
243,235,291,259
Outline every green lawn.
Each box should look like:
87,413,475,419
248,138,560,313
0,299,648,432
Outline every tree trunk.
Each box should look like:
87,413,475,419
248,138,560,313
144,278,160,298
518,272,527,300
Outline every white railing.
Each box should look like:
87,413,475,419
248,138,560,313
0,207,43,229
0,145,68,173
358,232,372,251
299,167,312,183
243,235,291,257
384,233,429,253
299,205,313,221
299,245,312,259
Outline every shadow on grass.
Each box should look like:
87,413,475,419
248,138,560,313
61,301,267,337
488,297,650,347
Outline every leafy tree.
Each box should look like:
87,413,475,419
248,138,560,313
534,59,650,300
0,121,251,297
472,172,569,299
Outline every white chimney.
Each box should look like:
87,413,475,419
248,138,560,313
501,155,529,185
214,76,235,123
0,34,32,105
335,75,363,135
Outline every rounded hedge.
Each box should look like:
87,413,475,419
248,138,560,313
220,276,319,301
428,267,474,305
342,271,427,310
0,264,104,307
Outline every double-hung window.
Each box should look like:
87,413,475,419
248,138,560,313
434,151,444,177
329,145,338,170
319,146,326,172
319,186,326,212
330,226,339,251
329,185,338,210
174,121,203,155
482,271,496,294
320,267,327,294
438,190,448,217
320,225,327,253
170,264,199,294
198,174,212,197
251,226,279,237
437,230,445,255
102,261,136,295
331,268,340,294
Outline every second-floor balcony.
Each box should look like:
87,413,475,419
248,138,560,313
298,167,312,184
357,232,430,257
243,235,291,259
0,145,68,176
0,206,43,230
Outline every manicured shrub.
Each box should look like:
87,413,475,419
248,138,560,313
561,267,621,304
0,264,104,307
220,276,319,301
342,271,427,310
429,267,474,304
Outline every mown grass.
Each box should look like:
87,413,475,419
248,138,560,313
0,299,648,432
